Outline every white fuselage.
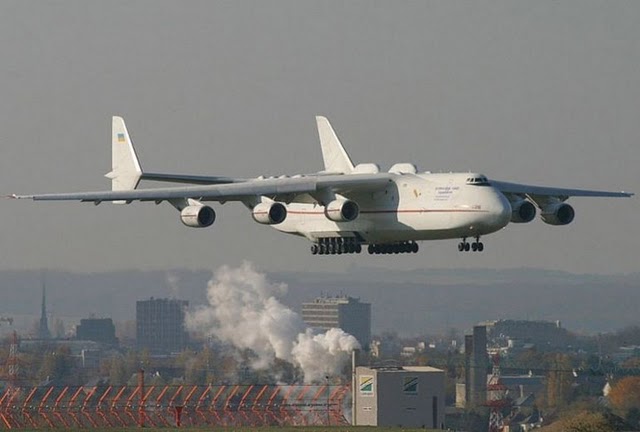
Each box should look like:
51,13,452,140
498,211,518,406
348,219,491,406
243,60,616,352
273,172,512,243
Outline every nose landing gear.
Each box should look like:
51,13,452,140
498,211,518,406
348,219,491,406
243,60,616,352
458,236,484,252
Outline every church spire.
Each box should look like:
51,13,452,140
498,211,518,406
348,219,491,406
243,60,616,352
38,280,50,339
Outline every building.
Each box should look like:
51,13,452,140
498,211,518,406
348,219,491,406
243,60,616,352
75,318,118,346
460,325,488,409
498,373,545,401
354,365,445,428
481,319,571,351
136,298,189,354
301,295,371,348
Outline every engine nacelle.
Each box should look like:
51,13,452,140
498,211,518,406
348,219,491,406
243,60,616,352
324,199,360,222
541,203,575,226
180,205,216,228
510,199,536,223
251,202,287,225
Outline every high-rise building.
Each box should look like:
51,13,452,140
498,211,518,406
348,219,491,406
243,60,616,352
76,318,118,346
302,295,371,349
136,298,189,354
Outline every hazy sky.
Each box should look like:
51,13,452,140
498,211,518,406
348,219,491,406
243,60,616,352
1,1,638,274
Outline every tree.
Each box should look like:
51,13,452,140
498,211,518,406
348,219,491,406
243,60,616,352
108,355,127,385
38,346,73,383
626,407,640,430
540,411,614,432
508,347,546,371
621,356,640,369
608,376,640,413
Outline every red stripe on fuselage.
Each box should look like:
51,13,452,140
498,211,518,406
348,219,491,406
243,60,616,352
285,209,488,215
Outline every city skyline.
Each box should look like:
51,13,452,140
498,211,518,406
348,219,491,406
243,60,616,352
0,265,638,340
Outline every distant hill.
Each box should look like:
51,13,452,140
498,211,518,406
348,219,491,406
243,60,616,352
0,266,638,337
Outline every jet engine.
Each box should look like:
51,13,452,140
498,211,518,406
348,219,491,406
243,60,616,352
510,199,536,223
541,203,575,226
180,205,216,228
324,199,360,222
251,202,287,225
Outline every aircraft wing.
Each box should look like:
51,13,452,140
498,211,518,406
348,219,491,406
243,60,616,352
10,173,393,203
492,180,633,205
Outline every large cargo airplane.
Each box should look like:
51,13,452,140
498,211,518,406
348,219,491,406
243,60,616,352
10,116,633,255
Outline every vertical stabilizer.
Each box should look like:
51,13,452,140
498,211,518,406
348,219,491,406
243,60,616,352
105,116,143,199
316,116,355,174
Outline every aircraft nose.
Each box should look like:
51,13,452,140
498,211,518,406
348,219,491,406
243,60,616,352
475,188,511,233
490,190,512,228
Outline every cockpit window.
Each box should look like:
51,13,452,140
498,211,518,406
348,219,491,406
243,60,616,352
466,176,491,186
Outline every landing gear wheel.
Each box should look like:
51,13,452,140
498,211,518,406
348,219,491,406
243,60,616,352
458,242,464,252
471,243,478,252
464,242,470,252
311,244,319,255
478,242,484,252
356,244,362,254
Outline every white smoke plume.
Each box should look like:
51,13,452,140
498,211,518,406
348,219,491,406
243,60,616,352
185,262,360,383
165,272,181,298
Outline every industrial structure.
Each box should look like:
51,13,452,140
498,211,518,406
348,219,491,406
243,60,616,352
461,325,488,409
301,295,371,348
136,298,189,355
353,365,445,428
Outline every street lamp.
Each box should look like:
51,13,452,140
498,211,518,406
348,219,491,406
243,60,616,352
325,375,330,426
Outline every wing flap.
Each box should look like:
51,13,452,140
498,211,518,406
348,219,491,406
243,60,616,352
140,172,239,185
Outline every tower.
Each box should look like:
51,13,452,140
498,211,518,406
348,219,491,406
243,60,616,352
486,353,509,432
38,282,51,339
7,331,19,387
468,325,488,407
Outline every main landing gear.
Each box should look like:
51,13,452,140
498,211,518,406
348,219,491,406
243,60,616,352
458,236,484,252
310,238,420,255
311,237,362,255
368,242,419,255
